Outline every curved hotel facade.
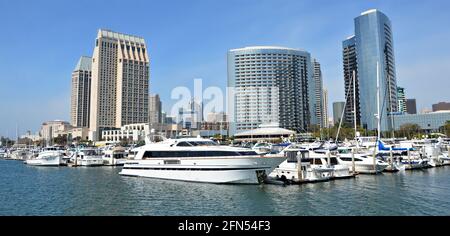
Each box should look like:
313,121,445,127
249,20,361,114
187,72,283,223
227,46,312,135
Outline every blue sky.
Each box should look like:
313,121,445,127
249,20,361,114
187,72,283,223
0,0,449,138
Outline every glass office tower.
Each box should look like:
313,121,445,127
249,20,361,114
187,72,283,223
352,9,398,131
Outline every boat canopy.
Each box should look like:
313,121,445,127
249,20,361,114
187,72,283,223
378,140,414,151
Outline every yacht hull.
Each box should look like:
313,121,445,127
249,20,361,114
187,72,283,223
119,156,285,184
25,156,61,166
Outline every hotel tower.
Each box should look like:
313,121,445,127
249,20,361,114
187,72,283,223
70,56,92,128
227,46,312,135
89,29,150,140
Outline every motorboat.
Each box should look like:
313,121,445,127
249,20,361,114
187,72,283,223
71,148,104,166
336,146,389,174
269,149,334,183
119,137,286,184
252,142,272,154
103,146,127,166
10,148,32,160
25,146,66,166
0,148,8,159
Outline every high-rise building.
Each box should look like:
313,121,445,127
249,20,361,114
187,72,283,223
149,94,162,125
70,56,92,128
322,87,329,129
227,46,311,135
343,9,398,131
406,99,417,114
312,58,325,128
178,98,203,130
89,29,150,140
432,102,450,112
333,102,345,126
342,35,360,127
397,87,407,113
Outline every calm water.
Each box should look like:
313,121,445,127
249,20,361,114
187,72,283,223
1,159,450,216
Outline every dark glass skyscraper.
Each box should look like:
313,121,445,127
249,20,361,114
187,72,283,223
343,9,398,131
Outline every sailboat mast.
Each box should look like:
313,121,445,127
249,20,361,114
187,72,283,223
353,71,357,136
376,62,381,140
353,70,359,149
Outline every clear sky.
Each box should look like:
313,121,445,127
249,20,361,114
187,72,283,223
0,0,449,138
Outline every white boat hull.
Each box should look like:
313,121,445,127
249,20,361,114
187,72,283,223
25,156,61,166
120,156,285,184
79,158,104,166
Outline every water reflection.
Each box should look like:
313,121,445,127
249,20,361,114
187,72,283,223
2,160,450,215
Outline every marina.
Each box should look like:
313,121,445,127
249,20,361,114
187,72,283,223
2,158,450,216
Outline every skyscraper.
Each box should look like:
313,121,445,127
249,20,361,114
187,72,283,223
343,9,398,131
89,29,150,140
406,99,417,114
149,94,162,125
227,46,312,135
70,56,92,128
333,102,346,126
342,35,360,127
322,87,329,129
397,87,407,113
312,58,325,128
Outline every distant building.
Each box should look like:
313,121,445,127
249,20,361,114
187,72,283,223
333,102,346,126
20,131,41,142
392,111,450,133
322,87,329,129
206,112,227,123
227,46,312,135
432,102,450,112
149,94,162,124
178,98,203,130
397,87,407,113
102,123,182,142
421,108,432,114
406,99,417,114
70,56,92,128
89,29,150,141
40,120,72,144
312,59,325,128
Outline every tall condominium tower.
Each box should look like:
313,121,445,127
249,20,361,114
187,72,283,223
342,35,360,127
149,94,162,124
397,87,406,113
89,29,150,140
343,9,398,131
227,46,312,135
70,56,92,128
312,58,325,128
322,87,329,128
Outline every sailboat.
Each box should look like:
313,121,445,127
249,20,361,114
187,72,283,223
334,68,388,174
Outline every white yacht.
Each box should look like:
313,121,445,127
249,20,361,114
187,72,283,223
252,142,272,154
71,148,104,166
25,147,66,166
0,148,8,159
10,149,32,160
103,146,127,166
269,149,334,183
119,137,286,184
336,147,389,174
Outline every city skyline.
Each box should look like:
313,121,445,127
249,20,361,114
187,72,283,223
1,0,450,136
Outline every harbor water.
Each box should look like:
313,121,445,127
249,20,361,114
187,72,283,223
1,159,450,216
